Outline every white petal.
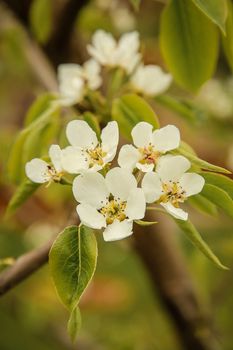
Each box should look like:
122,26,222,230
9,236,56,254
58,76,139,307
105,167,137,200
152,125,180,152
125,188,146,220
66,120,98,148
101,121,119,162
118,145,140,172
179,173,205,197
61,146,89,174
25,159,50,183
87,30,116,66
103,220,133,242
83,59,102,90
58,64,84,105
136,162,154,173
141,172,163,203
131,65,172,96
76,204,106,229
116,31,140,73
157,155,191,182
49,145,62,172
72,172,109,208
131,122,153,147
161,202,188,221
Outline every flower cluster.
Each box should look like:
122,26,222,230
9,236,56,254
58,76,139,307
57,30,172,106
26,121,205,241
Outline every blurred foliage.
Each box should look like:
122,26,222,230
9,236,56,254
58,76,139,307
0,0,233,349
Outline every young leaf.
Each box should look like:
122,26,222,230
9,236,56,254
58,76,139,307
188,194,218,216
67,307,82,343
112,94,159,140
30,0,53,44
201,172,233,199
8,103,59,183
176,147,230,174
135,220,158,226
83,112,101,138
191,0,228,34
130,0,141,11
49,225,98,311
202,184,233,219
25,93,57,126
222,0,233,71
155,94,208,124
160,0,219,91
5,180,40,218
175,219,228,270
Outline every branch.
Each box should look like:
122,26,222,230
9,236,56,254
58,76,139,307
1,0,90,66
0,239,52,295
134,211,220,350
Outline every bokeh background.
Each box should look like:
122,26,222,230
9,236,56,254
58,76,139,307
0,0,233,349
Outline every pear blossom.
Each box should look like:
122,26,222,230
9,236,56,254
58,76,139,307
118,122,180,172
26,145,64,184
142,155,205,220
57,59,102,106
130,64,172,96
87,30,141,74
73,168,146,241
61,120,119,173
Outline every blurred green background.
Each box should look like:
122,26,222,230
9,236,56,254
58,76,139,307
0,0,233,349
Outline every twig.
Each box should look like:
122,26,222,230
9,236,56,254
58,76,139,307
0,239,52,296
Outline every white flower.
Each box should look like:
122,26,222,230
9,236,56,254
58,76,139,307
87,30,141,74
25,145,64,184
130,64,172,96
73,167,146,241
141,155,205,221
118,122,180,172
57,59,102,106
61,120,119,173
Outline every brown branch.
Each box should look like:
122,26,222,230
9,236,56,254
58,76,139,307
1,0,90,66
0,239,52,296
133,211,220,350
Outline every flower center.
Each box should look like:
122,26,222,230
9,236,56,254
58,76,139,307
99,198,127,225
87,145,107,168
46,165,63,183
138,144,160,166
159,181,186,207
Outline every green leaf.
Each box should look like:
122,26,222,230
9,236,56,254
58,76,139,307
8,103,59,183
202,184,233,219
49,225,98,311
130,0,141,11
112,94,159,140
83,112,101,138
5,180,40,218
192,0,228,34
222,0,233,71
30,0,53,44
176,147,231,174
155,94,208,124
176,219,228,269
67,307,82,343
160,0,219,91
201,172,233,199
25,93,57,126
188,194,218,216
135,220,158,226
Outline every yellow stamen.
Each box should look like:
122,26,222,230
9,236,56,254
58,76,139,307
159,182,186,207
100,199,127,225
138,144,160,166
87,146,107,168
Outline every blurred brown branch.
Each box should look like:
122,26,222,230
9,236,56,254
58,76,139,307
134,211,220,350
1,0,89,66
0,238,51,296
